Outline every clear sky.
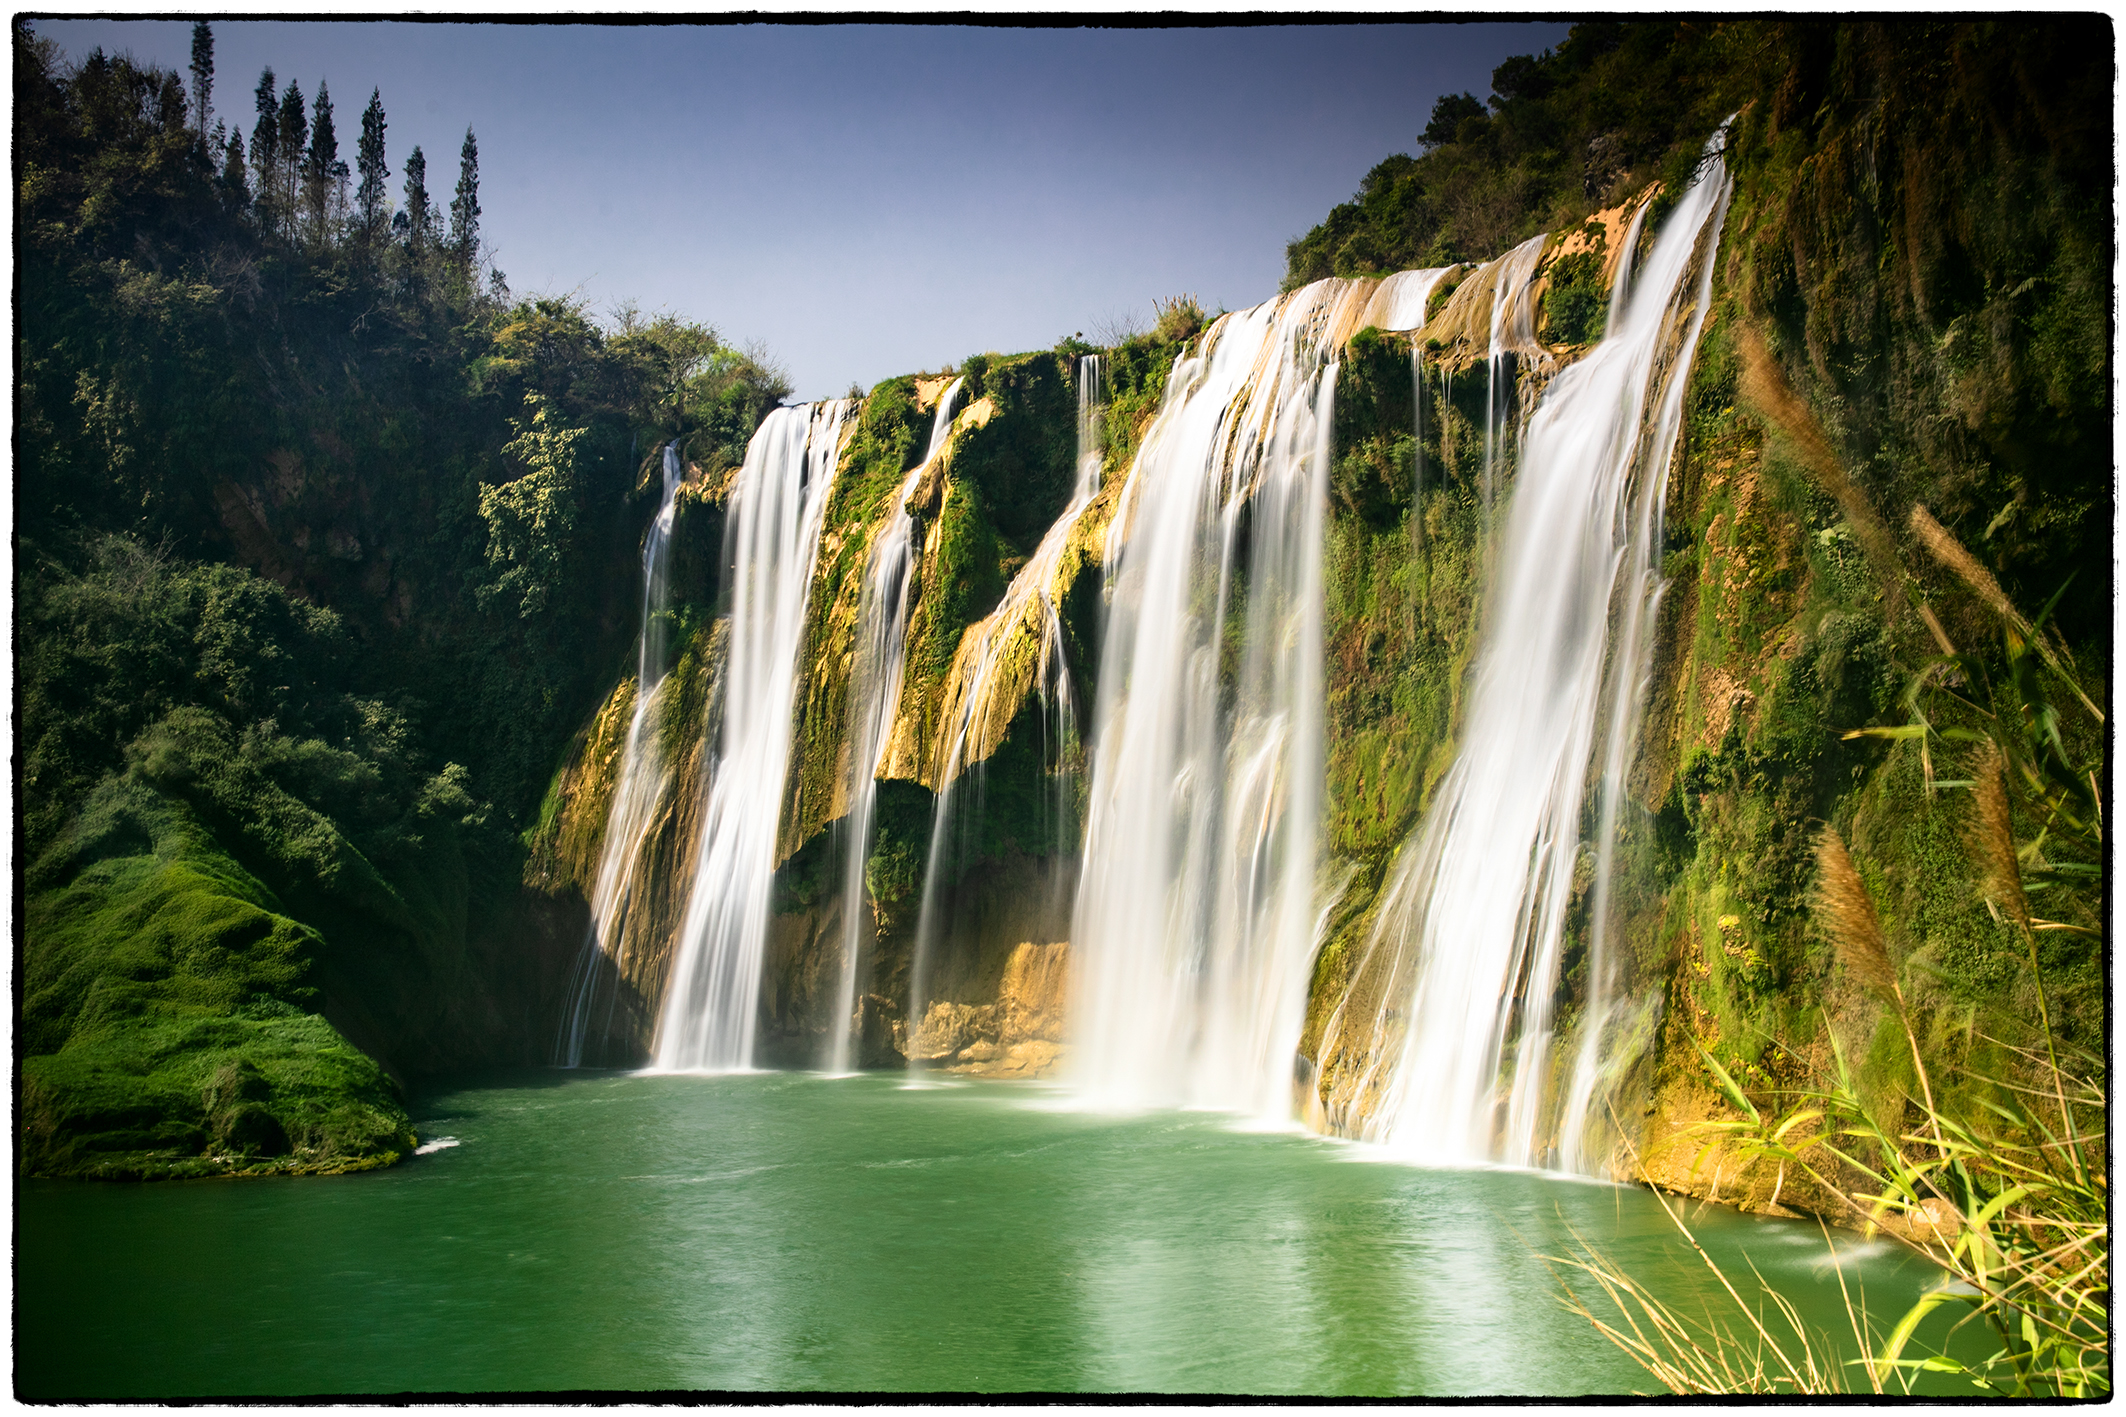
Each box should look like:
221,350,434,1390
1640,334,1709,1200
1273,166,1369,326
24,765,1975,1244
32,18,1572,400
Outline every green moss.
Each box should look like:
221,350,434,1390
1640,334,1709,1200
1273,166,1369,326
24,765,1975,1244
951,352,1076,550
1540,247,1607,345
21,780,414,1179
907,476,1005,716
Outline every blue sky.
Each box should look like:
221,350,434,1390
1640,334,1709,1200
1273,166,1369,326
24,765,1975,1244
33,18,1572,399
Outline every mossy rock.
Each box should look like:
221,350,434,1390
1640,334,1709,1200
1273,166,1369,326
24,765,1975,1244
22,780,415,1179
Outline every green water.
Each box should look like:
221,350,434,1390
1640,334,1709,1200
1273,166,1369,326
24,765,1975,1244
18,1070,1971,1397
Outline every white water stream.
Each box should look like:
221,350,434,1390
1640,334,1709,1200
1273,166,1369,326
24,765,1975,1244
1479,234,1551,520
556,443,685,1067
1319,131,1733,1167
655,401,850,1072
825,379,965,1074
1371,267,1455,530
1068,281,1388,1115
904,358,1104,1056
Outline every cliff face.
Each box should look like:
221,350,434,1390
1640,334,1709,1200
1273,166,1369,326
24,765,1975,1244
533,20,2106,1196
20,20,2106,1184
13,34,786,1176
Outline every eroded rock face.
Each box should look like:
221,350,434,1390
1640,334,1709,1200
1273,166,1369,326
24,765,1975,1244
907,1000,996,1061
898,942,1071,1078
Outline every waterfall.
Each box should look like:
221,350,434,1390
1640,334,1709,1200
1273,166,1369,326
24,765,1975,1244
1315,131,1732,1166
1070,281,1383,1116
825,378,965,1074
1480,235,1549,520
1367,266,1456,544
1606,193,1653,325
556,442,685,1067
1368,266,1452,333
905,358,1103,1062
654,400,851,1072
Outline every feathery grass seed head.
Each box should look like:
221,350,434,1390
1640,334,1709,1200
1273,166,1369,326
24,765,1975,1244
1970,742,2028,928
1813,828,1894,996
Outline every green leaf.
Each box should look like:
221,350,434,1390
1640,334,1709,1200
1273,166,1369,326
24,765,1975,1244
1842,724,1928,741
1696,1044,1758,1123
1878,1288,1968,1375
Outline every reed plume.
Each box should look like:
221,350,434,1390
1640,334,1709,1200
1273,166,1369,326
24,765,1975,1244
1733,324,1905,605
1908,503,2100,723
1971,739,2081,1171
1812,827,1894,997
1815,825,1940,1137
1969,741,2028,930
1908,504,2019,630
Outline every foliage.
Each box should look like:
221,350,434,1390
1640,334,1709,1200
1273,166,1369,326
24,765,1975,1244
1150,293,1206,345
1285,21,1743,282
478,393,589,618
1721,19,2111,650
1690,1035,2106,1396
1583,562,2108,1396
948,350,1077,549
14,26,785,1173
1539,248,1605,345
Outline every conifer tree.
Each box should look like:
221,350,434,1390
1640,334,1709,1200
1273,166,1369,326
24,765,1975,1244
251,69,279,233
356,89,388,248
189,21,213,136
450,128,481,273
398,144,433,255
303,82,341,243
278,80,307,231
222,126,251,213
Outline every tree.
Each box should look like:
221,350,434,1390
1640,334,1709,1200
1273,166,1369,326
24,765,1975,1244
302,81,341,244
277,80,306,231
1489,51,1557,107
478,393,587,618
221,126,250,213
251,69,279,232
355,88,388,250
449,127,481,274
189,21,213,136
396,144,434,257
1421,91,1487,148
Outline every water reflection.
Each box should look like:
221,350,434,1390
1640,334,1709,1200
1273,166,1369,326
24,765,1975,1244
18,1072,1973,1399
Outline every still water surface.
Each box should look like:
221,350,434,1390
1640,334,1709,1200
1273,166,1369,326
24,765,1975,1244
19,1070,1968,1397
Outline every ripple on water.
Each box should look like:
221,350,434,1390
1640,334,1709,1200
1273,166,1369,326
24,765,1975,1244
14,1069,1985,1400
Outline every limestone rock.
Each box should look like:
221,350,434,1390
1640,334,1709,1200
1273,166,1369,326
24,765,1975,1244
908,1001,995,1061
997,942,1068,1044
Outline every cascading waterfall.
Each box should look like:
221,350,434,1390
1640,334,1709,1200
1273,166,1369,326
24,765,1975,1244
556,442,686,1068
824,378,965,1074
1548,175,1731,1169
904,358,1104,1058
1479,234,1550,519
1606,193,1653,323
1316,129,1733,1167
1371,267,1456,536
1071,280,1389,1116
654,400,851,1072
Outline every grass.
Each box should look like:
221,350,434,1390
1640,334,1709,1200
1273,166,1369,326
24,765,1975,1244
1569,561,2107,1397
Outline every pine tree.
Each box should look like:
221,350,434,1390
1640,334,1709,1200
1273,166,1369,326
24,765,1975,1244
189,21,214,136
251,69,279,233
449,128,481,273
398,144,433,255
303,82,339,244
277,80,306,232
356,88,388,249
222,126,251,213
